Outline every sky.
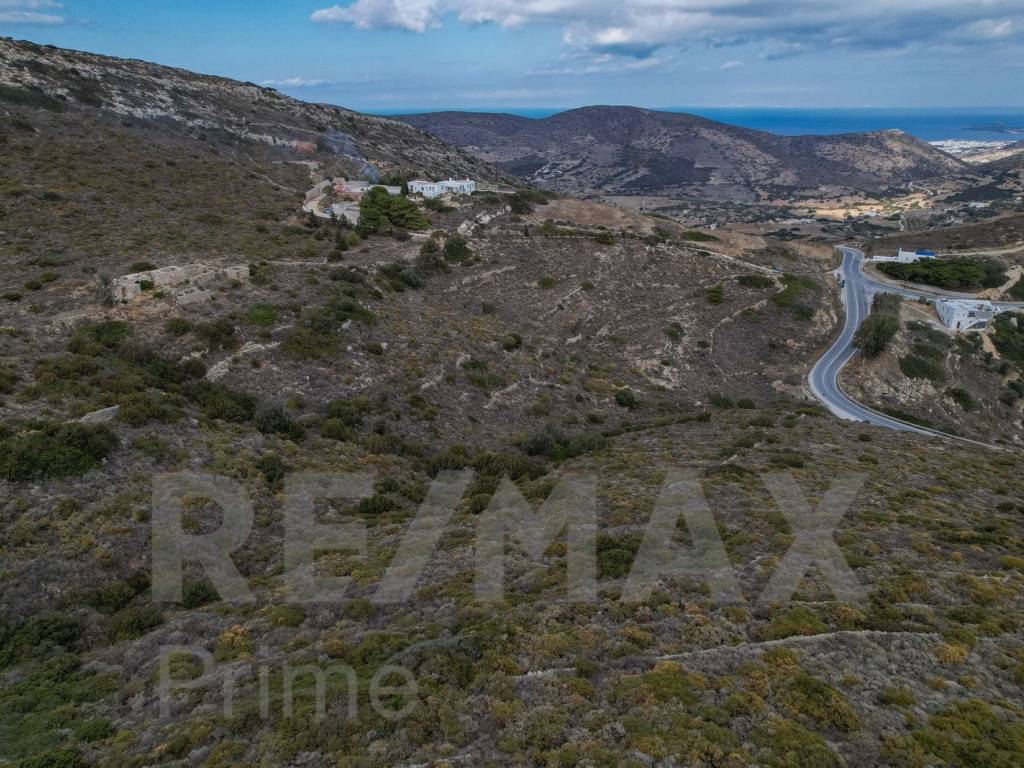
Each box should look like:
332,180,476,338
1,1,1023,111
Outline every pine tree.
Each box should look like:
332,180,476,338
357,187,393,236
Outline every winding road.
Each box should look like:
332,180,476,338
808,246,1024,444
808,247,935,435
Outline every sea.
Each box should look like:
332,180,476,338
374,107,1024,144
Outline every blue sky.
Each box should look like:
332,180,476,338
1,1,1023,111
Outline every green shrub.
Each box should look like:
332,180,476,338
73,718,114,742
754,719,841,768
990,313,1024,363
106,604,163,642
354,494,399,516
415,238,447,273
911,700,1024,767
188,381,256,422
320,418,357,442
12,748,88,768
267,604,306,628
779,671,861,731
738,274,773,289
256,453,288,486
253,402,305,441
680,230,720,242
770,274,819,319
67,320,134,354
165,316,192,335
182,578,219,609
854,313,900,357
0,612,82,667
520,428,607,463
706,284,725,304
597,533,641,579
247,303,280,326
614,388,638,409
881,686,917,707
899,354,946,383
709,393,734,409
537,275,557,289
117,391,182,426
501,333,523,351
443,233,473,263
947,387,978,412
0,422,118,481
762,606,827,639
195,319,237,351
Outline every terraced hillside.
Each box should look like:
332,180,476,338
0,41,1023,768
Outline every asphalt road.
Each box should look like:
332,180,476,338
808,247,936,435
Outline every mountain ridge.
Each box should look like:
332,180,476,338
0,36,505,183
396,105,973,201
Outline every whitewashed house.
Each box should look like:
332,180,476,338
408,178,476,198
873,248,938,264
936,299,998,332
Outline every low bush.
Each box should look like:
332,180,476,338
0,422,118,481
106,604,163,642
899,354,946,383
947,387,978,412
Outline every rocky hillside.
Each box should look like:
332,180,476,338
0,36,502,183
2,41,1023,768
397,106,973,201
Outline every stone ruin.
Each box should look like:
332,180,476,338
111,263,250,305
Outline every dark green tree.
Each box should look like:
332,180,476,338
357,187,393,236
388,195,429,231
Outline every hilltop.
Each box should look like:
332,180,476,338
397,106,973,201
0,36,502,184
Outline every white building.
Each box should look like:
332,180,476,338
408,178,476,199
873,248,938,264
936,299,998,332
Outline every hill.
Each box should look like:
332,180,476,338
0,37,501,184
1,41,1024,768
397,106,972,201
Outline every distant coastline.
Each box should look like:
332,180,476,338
373,106,1024,142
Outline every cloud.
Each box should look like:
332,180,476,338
311,0,441,33
959,17,1017,40
260,77,330,88
310,1,1024,61
719,59,743,70
0,0,65,24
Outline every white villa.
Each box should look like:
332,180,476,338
873,248,938,264
408,178,477,199
936,299,1001,332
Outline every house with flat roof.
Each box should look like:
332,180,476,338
873,248,938,264
936,299,998,332
408,178,476,198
